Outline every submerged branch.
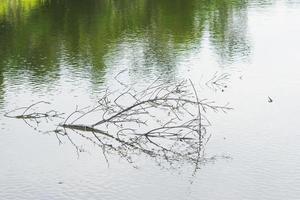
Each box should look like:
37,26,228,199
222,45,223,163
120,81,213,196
5,78,232,169
4,101,63,122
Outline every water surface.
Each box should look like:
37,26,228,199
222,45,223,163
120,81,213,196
1,0,300,199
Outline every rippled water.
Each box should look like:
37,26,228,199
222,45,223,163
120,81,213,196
1,0,300,199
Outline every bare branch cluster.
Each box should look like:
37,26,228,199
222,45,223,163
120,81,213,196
57,78,231,168
4,101,64,131
5,78,232,169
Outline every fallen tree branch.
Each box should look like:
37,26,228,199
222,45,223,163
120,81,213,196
5,79,232,170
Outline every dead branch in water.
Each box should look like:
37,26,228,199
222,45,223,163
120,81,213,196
5,79,232,169
4,101,63,119
4,101,64,131
57,79,231,168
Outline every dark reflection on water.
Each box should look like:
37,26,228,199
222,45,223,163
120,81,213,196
0,0,254,90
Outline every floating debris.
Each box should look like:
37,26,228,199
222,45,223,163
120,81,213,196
268,96,273,103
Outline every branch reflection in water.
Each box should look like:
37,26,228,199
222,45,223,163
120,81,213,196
5,74,232,171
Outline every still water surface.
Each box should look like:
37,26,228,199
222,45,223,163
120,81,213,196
1,0,300,199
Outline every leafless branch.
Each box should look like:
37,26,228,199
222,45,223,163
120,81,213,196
4,78,232,170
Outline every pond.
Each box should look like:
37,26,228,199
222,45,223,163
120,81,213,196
1,0,300,199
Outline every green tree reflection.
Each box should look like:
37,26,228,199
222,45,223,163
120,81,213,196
0,0,253,87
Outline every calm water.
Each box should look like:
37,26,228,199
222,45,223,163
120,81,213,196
1,0,300,199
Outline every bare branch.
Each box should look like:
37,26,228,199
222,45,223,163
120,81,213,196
4,78,232,170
